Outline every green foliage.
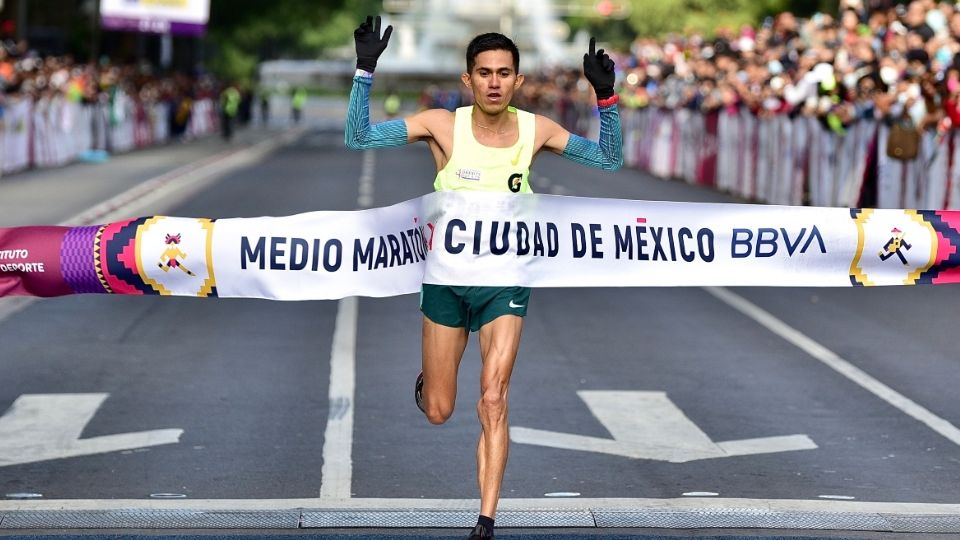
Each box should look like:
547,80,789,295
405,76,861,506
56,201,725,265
624,0,684,38
572,0,839,41
566,16,637,51
625,0,771,37
206,0,381,80
208,41,258,85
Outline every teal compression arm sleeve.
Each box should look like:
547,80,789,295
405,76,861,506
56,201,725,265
560,103,623,170
344,71,408,150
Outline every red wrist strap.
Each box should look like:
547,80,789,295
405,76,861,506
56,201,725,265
597,95,619,108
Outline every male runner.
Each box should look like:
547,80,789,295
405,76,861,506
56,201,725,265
345,16,622,540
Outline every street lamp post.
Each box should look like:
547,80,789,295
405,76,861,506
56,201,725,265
16,0,26,41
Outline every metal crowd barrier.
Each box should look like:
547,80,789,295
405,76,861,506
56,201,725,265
0,95,218,177
622,107,960,210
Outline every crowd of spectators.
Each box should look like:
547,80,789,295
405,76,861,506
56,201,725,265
616,0,960,136
424,2,960,139
0,39,218,138
455,0,960,140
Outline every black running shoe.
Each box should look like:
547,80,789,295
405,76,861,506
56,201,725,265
468,523,493,540
415,371,425,413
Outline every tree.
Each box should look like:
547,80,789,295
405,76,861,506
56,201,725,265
573,0,838,41
206,0,380,82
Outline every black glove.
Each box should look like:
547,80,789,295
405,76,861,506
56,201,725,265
355,15,393,73
583,37,615,100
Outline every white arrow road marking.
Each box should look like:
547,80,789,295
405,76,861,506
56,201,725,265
510,391,816,463
0,393,183,467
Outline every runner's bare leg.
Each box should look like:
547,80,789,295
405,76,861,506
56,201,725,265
421,316,469,424
476,314,523,518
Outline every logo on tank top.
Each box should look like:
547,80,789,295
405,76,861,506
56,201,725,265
457,168,482,181
507,173,523,193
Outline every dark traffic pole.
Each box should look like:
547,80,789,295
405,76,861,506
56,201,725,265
16,0,25,41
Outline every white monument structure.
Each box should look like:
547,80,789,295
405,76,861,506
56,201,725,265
259,0,585,88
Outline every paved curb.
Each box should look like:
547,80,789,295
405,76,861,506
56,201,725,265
1,499,959,533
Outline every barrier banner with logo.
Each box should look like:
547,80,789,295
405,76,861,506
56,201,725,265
2,192,960,300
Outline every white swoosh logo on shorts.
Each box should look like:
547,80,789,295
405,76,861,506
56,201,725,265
509,300,525,308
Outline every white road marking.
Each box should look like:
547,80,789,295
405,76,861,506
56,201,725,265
704,286,960,447
319,296,358,500
511,391,816,462
0,394,182,467
3,493,42,499
318,150,373,499
64,129,304,227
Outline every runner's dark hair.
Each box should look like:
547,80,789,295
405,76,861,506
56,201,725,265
466,33,520,73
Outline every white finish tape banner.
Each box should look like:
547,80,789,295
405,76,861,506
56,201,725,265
2,192,959,299
422,192,956,288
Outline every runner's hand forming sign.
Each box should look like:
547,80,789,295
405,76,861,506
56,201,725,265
583,37,616,100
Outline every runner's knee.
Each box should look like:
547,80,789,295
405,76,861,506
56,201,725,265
425,402,454,425
477,388,507,421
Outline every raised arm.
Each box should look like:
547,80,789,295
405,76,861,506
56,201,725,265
540,38,623,171
344,16,408,150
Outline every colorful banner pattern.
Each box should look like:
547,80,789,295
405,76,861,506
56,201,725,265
2,192,960,300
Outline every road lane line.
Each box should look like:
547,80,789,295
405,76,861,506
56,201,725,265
62,129,304,227
704,286,960,446
319,296,357,500
318,149,373,499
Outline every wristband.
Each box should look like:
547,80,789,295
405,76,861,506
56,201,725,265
597,95,619,108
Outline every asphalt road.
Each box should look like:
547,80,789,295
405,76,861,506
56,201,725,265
0,124,958,538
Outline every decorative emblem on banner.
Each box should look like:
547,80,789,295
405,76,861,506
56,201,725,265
158,234,196,276
849,209,937,286
878,228,911,265
137,217,216,297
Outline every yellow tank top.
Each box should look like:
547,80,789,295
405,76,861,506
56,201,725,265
434,106,535,193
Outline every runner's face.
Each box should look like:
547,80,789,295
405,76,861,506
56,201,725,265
463,49,523,114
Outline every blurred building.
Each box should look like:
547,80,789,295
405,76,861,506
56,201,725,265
377,0,574,74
